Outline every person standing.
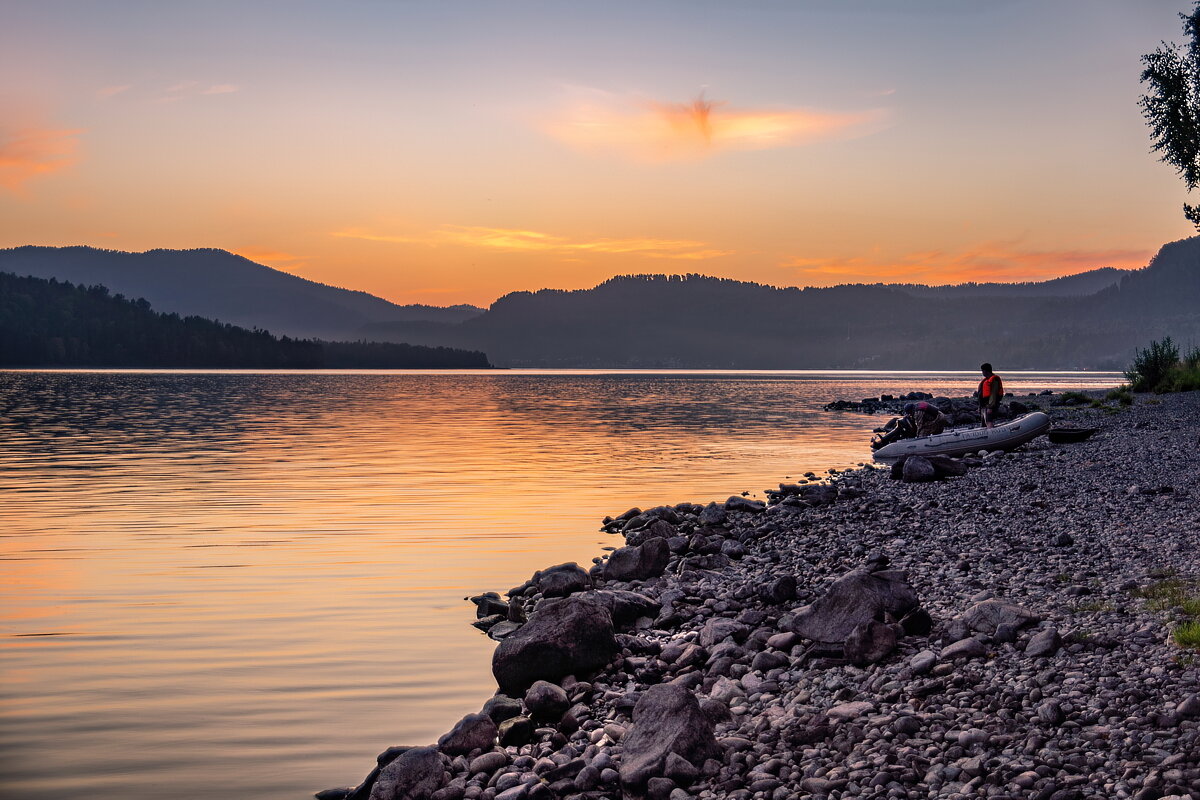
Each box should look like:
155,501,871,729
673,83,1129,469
977,363,1004,428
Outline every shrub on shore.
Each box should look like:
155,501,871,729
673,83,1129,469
1125,337,1200,393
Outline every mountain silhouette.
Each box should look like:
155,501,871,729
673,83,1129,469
5,241,1194,369
0,246,483,341
0,271,490,369
361,239,1198,369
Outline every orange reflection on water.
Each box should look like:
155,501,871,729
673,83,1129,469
0,370,1119,800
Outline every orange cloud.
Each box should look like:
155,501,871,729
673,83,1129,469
333,225,732,260
0,126,84,193
785,242,1153,286
543,89,890,161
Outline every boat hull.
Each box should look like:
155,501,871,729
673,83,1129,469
872,411,1052,464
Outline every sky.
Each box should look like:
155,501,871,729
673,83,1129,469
1,0,1197,307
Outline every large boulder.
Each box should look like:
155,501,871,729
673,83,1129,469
603,538,671,582
492,594,618,695
901,456,937,483
625,519,677,546
697,502,727,526
725,495,766,513
368,746,446,800
619,684,722,795
533,563,590,598
842,620,898,665
699,617,749,647
790,565,920,644
524,680,570,722
591,590,662,629
436,712,497,755
925,455,968,478
962,599,1040,635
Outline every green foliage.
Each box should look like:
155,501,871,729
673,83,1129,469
0,272,491,369
1126,337,1181,391
1133,576,1200,650
1132,577,1198,610
1141,2,1200,229
1176,621,1200,650
1105,386,1135,405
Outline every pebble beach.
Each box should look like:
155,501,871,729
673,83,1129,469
325,389,1200,800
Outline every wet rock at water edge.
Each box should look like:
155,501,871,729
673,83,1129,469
532,562,590,598
724,495,766,513
497,715,534,747
368,746,446,800
481,694,522,724
603,537,670,582
697,502,727,526
524,680,569,722
591,589,662,629
436,712,497,755
469,592,509,619
492,593,618,695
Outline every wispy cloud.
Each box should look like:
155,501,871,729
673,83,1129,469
784,242,1153,286
96,84,131,100
333,225,732,260
158,81,240,102
542,88,891,162
0,126,84,193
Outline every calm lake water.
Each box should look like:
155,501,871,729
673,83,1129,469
0,370,1119,799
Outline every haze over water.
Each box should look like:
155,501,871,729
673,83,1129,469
0,370,1118,799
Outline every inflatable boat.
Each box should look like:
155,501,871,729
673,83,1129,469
872,411,1051,464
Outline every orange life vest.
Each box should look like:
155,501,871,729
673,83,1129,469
980,374,999,398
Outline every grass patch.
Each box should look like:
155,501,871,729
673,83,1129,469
1131,578,1199,610
1105,387,1135,406
1175,621,1200,650
1133,576,1200,651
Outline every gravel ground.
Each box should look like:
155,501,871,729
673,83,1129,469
330,390,1200,800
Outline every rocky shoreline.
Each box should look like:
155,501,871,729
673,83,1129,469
322,390,1200,800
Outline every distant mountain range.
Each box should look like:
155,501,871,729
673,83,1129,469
0,246,483,341
361,240,1196,369
2,240,1196,369
885,267,1132,298
0,271,490,369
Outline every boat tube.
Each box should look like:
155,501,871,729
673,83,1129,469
871,411,1051,464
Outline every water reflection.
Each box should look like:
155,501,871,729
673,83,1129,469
0,370,1117,799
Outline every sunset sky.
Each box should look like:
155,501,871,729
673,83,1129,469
1,1,1196,306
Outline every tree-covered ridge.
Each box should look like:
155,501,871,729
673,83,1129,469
0,246,485,342
361,237,1199,369
0,272,491,369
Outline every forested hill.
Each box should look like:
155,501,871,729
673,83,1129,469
886,267,1131,298
0,272,491,369
0,246,484,341
361,237,1200,369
